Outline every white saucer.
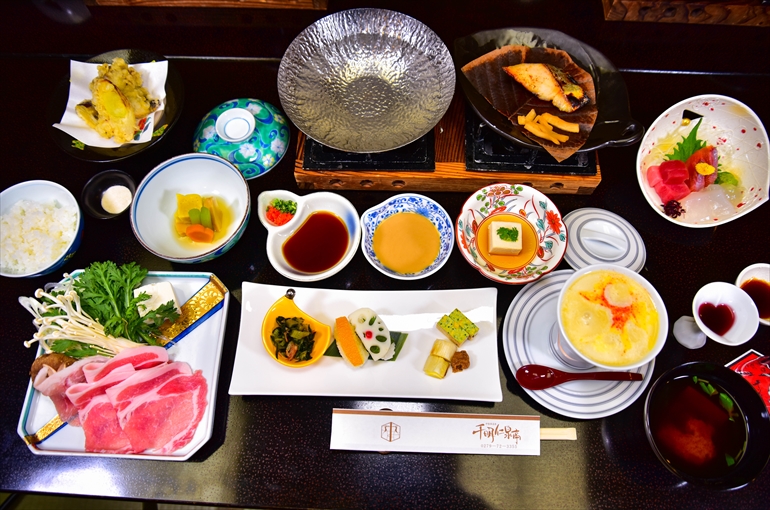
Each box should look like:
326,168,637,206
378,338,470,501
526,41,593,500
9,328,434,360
502,270,655,419
562,208,646,273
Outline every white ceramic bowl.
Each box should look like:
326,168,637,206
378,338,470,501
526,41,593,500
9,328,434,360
736,263,770,326
257,190,360,282
693,281,759,345
131,153,250,263
557,264,668,370
0,180,83,278
636,94,769,227
360,193,453,280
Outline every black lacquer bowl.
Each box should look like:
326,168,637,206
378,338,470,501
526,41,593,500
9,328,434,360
644,362,770,490
48,49,184,163
454,28,643,153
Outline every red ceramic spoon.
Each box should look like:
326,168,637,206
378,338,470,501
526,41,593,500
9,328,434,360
516,364,643,390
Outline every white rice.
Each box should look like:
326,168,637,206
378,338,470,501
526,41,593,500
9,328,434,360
0,199,78,275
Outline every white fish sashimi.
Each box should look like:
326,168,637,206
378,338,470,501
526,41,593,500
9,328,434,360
679,185,736,223
348,308,392,361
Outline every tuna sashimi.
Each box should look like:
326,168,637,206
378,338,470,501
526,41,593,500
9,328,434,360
655,182,692,205
659,160,689,184
646,165,662,187
83,345,168,384
647,159,692,204
686,145,719,192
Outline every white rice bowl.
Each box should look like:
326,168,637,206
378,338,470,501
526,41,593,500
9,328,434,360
0,180,82,278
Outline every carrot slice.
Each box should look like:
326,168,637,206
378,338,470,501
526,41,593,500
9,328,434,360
185,223,215,243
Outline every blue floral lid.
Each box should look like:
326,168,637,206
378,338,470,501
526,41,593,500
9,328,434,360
193,98,290,179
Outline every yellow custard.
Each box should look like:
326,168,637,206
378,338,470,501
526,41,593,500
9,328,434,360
373,212,440,274
560,269,659,366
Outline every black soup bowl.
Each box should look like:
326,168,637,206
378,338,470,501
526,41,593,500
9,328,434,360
644,362,770,490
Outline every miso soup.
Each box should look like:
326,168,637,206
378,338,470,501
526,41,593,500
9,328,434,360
649,376,748,479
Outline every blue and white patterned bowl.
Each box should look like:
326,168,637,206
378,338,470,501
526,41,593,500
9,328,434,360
360,193,454,280
193,98,290,180
131,153,250,264
0,180,83,278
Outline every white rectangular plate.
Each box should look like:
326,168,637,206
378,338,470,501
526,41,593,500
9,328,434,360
229,284,502,402
17,271,230,461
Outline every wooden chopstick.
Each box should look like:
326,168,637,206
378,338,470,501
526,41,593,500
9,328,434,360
540,428,577,440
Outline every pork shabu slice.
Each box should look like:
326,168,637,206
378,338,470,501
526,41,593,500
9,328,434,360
66,364,137,453
83,345,168,383
105,361,208,454
33,356,108,426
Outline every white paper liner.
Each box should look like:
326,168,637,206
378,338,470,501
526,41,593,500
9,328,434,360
53,59,168,148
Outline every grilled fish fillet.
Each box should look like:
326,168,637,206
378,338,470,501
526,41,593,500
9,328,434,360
503,63,589,113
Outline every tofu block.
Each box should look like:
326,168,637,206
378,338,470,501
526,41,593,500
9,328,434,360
437,309,479,346
488,220,523,255
133,282,182,317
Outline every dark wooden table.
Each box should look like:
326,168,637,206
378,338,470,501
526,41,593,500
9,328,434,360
1,2,768,508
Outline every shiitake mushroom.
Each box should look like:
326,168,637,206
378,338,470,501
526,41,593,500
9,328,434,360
30,353,77,381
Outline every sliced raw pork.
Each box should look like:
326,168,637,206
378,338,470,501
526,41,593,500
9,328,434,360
106,362,208,454
83,345,168,383
66,364,136,453
33,356,108,426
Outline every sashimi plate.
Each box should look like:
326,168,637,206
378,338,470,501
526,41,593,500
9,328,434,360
230,283,502,402
502,270,654,419
17,271,230,461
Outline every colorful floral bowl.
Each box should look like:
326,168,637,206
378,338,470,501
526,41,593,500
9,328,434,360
456,184,567,284
258,190,360,282
0,180,83,278
636,94,769,227
131,153,250,263
360,193,454,280
192,98,290,180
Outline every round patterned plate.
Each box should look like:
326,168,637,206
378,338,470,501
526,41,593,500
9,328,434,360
456,184,567,284
502,270,655,419
193,98,290,180
562,208,646,272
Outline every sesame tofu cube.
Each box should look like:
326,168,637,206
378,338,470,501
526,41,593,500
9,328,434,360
488,220,523,255
437,309,479,346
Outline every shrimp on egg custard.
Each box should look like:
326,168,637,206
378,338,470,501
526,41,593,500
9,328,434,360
560,269,659,367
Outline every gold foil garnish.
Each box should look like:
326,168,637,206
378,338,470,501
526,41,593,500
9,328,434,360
24,414,65,446
158,274,228,344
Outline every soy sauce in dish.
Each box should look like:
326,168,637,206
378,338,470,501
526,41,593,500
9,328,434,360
283,211,348,273
649,376,747,479
698,302,735,336
740,278,770,320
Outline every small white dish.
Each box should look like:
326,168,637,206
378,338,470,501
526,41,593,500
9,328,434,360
360,193,454,280
693,281,759,345
257,190,360,282
562,208,646,273
736,263,770,327
636,94,769,227
557,264,668,371
131,153,251,264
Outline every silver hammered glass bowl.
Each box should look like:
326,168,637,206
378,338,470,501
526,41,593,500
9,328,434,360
277,8,455,153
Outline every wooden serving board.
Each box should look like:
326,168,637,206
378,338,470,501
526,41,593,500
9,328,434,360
294,95,601,195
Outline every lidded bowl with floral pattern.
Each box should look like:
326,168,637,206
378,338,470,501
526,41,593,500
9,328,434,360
193,98,290,179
